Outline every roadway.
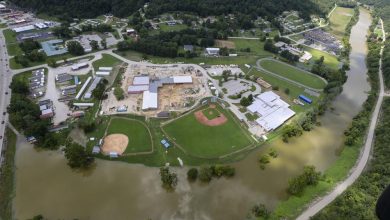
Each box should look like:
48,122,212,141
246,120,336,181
0,27,13,161
296,19,386,220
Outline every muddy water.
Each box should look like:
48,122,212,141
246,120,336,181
13,9,371,220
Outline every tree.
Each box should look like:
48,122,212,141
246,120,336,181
160,167,178,190
187,168,198,182
90,40,99,50
47,58,57,68
63,141,94,169
101,39,107,49
114,87,125,100
287,175,306,195
67,41,85,55
10,79,29,95
251,204,270,218
199,166,213,182
92,81,107,100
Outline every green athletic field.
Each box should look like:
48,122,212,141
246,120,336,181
163,104,253,158
259,59,327,89
106,118,152,153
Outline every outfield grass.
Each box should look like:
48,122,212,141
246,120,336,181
259,59,327,89
327,7,354,39
106,118,152,153
163,104,253,158
92,53,123,71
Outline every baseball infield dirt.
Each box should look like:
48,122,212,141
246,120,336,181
194,107,228,126
102,134,129,155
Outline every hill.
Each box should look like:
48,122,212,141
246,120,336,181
9,0,336,20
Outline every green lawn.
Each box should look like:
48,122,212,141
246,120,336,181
92,53,123,71
327,7,354,39
230,38,273,56
163,104,253,158
106,118,153,153
259,59,327,89
302,46,340,70
159,23,189,32
3,29,22,56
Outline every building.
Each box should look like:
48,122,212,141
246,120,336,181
71,62,89,71
128,75,193,110
13,25,35,33
40,108,54,119
133,76,150,85
184,45,194,52
84,77,102,99
206,48,220,56
248,91,295,132
127,85,149,94
41,39,68,56
299,51,313,63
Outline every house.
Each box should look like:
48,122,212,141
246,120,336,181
206,48,220,56
184,45,194,52
248,91,295,132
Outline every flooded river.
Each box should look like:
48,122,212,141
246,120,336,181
13,8,371,220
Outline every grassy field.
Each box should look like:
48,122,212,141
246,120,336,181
302,46,340,70
327,7,354,39
259,59,327,89
0,128,17,220
249,69,321,114
163,104,253,158
230,38,273,56
92,53,123,71
3,29,23,56
106,118,152,153
159,23,188,32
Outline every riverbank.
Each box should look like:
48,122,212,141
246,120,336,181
0,127,17,220
269,7,374,219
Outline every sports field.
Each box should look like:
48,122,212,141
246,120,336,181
327,7,354,39
106,118,152,154
163,104,253,158
202,108,221,120
259,59,327,89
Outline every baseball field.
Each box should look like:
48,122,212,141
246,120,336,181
163,104,253,158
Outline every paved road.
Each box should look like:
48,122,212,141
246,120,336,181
297,21,386,220
255,58,326,92
0,28,13,160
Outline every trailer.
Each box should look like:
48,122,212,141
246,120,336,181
299,94,312,104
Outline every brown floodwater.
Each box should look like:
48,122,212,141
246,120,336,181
13,8,371,220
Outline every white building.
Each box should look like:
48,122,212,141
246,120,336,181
13,25,35,33
206,48,220,56
299,51,313,62
248,91,295,132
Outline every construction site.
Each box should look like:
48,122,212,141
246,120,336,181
101,64,210,117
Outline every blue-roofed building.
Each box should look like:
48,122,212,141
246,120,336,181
161,139,171,149
40,39,68,56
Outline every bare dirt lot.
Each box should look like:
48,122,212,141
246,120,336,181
214,40,235,49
